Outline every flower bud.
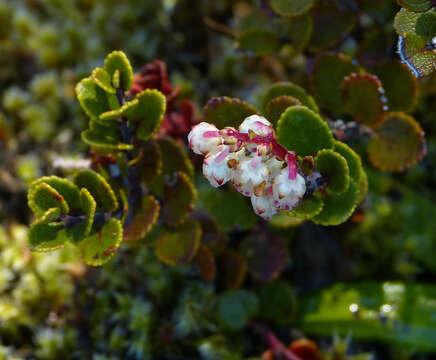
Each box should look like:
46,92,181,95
239,115,273,137
202,145,232,187
233,154,270,197
273,169,306,210
188,122,222,155
251,195,277,220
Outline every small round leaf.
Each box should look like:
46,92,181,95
315,149,350,194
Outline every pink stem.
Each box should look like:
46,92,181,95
249,322,302,360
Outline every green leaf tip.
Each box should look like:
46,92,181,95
103,50,133,91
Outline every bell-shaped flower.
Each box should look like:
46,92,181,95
188,122,222,155
203,145,233,187
251,195,277,220
233,154,269,197
239,115,274,137
272,168,306,210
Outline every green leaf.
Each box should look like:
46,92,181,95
91,67,115,94
298,282,436,351
218,290,259,331
239,233,288,281
309,2,356,52
103,50,133,91
99,97,139,122
126,89,166,140
220,249,248,289
196,178,257,232
398,33,436,78
276,105,334,156
372,61,419,113
28,176,81,211
74,169,118,211
312,179,359,226
163,172,197,227
138,140,162,184
203,96,260,129
368,112,426,172
394,8,421,37
333,141,363,184
79,218,123,266
81,120,133,150
28,207,67,252
28,182,69,217
264,95,302,126
155,218,201,266
76,77,112,119
415,9,436,41
258,280,296,325
80,188,96,237
311,53,360,113
315,149,350,194
276,13,313,56
238,28,280,56
270,0,315,17
356,169,368,205
341,73,388,129
262,82,319,114
123,196,160,242
193,244,216,282
157,136,194,178
397,0,433,12
290,196,324,219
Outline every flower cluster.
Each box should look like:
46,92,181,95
188,115,307,220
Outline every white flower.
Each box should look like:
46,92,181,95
203,145,233,187
272,169,306,210
251,195,277,220
188,122,222,155
233,154,269,197
265,157,284,180
239,115,273,137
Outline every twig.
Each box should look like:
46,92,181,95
204,17,235,39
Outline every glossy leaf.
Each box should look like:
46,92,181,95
103,50,133,91
398,33,436,78
239,233,288,281
220,249,248,289
315,149,350,194
91,67,115,94
155,218,201,266
277,105,334,156
311,53,360,113
290,196,324,219
368,112,426,172
341,73,388,129
194,244,216,282
28,208,67,252
312,179,359,226
123,195,160,242
80,188,96,238
238,28,280,56
81,120,133,150
74,169,118,211
262,82,319,114
372,61,419,113
79,218,123,266
264,95,301,125
163,172,197,227
217,290,259,331
270,0,315,17
397,0,433,12
28,182,69,217
76,77,112,119
333,141,363,184
203,96,260,129
394,8,421,37
258,280,296,325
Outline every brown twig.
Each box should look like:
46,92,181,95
204,17,235,39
